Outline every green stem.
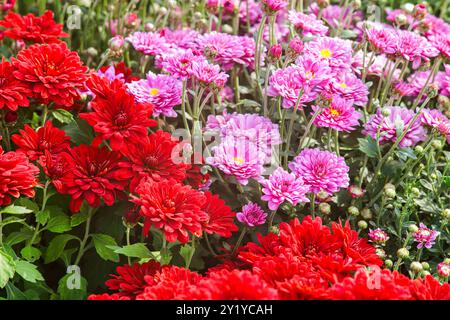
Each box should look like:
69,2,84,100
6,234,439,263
74,207,94,265
231,227,247,256
268,210,277,232
185,236,196,269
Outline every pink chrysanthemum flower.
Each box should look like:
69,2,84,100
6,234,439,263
160,28,200,49
439,65,450,97
288,10,328,37
195,32,255,70
312,97,361,132
160,49,205,80
437,121,450,144
126,31,172,56
421,108,449,128
404,70,441,99
395,30,439,69
206,138,265,185
429,34,450,60
127,72,182,117
236,202,267,227
363,106,427,148
239,0,263,26
261,167,310,211
309,3,362,30
437,262,450,278
304,36,353,74
327,73,369,107
260,0,287,14
288,148,350,195
295,54,331,93
368,228,390,246
365,25,397,55
190,60,229,89
413,223,440,249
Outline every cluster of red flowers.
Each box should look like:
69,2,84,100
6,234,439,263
89,216,450,300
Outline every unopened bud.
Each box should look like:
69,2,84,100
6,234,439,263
410,261,423,273
413,4,427,20
268,44,282,62
357,220,368,229
384,188,396,199
414,145,424,154
86,47,98,58
351,0,361,10
441,209,450,220
421,262,430,270
381,107,391,117
397,248,410,259
411,187,420,197
109,35,124,51
361,208,372,220
426,84,439,98
317,0,330,8
408,224,419,233
385,259,393,268
395,13,408,26
348,206,360,216
319,202,331,215
144,23,155,32
431,139,443,150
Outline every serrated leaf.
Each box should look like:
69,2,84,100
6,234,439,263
52,109,74,124
5,282,28,300
92,234,119,262
358,136,378,158
36,209,50,225
44,235,78,264
0,205,33,215
45,215,71,233
57,273,87,300
6,230,33,246
21,246,41,262
0,249,15,288
16,198,39,213
110,243,153,259
70,211,88,227
397,147,417,161
15,260,44,283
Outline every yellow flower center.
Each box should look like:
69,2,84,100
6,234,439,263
339,83,348,89
233,157,245,165
149,88,159,96
305,71,316,80
330,108,340,117
320,49,332,58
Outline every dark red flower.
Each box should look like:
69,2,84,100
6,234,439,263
61,145,133,213
105,261,162,298
188,270,279,300
85,73,126,100
409,275,450,300
12,42,88,108
0,148,39,206
80,86,156,151
201,191,238,238
11,121,71,161
122,130,187,192
0,58,30,111
38,150,73,194
132,179,208,243
0,10,68,43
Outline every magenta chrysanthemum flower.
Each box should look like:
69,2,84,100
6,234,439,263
295,54,331,93
310,3,362,30
413,223,440,249
368,228,390,246
327,73,369,107
260,0,287,13
312,97,361,132
236,202,267,227
365,25,397,55
288,10,328,37
261,167,310,211
206,138,265,185
160,49,204,80
395,30,439,69
288,148,349,195
190,60,229,89
304,36,353,73
127,72,182,117
405,70,440,98
239,0,263,26
439,64,450,97
160,28,200,49
195,32,255,70
429,34,450,60
126,31,172,56
421,108,449,128
437,262,450,278
363,106,427,148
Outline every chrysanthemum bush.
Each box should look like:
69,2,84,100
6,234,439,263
0,0,449,300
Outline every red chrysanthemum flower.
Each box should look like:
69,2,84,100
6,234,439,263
80,86,156,151
0,10,68,43
105,261,162,298
99,61,139,83
39,150,73,194
61,145,133,213
187,270,279,300
0,147,39,206
12,42,88,108
201,191,238,238
11,121,71,161
409,275,450,300
87,293,131,300
0,58,30,111
131,179,208,243
122,130,187,192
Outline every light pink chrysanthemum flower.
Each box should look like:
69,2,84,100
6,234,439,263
421,108,449,128
437,121,450,144
439,65,450,97
327,73,369,107
352,52,401,79
127,72,182,117
126,31,172,56
239,0,263,26
395,30,439,69
288,148,350,195
261,167,310,211
295,54,331,91
190,60,229,88
160,28,200,49
206,138,265,185
312,97,362,132
429,34,450,60
365,25,397,55
309,3,363,30
368,228,390,245
422,14,450,37
304,36,353,74
260,0,288,13
363,106,427,148
160,49,205,80
437,262,450,278
413,223,440,249
288,10,328,37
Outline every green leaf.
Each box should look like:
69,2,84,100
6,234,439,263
16,198,39,213
92,234,119,262
358,136,378,158
52,109,74,124
5,282,28,300
44,235,78,264
6,230,33,246
45,214,71,233
62,119,94,145
179,244,194,268
110,243,153,259
160,248,172,265
57,273,87,300
36,209,50,225
396,148,417,161
70,211,88,227
0,249,16,288
443,176,450,187
15,260,44,283
0,205,33,215
21,246,42,263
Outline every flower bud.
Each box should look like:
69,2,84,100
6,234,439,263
408,224,419,233
270,225,280,235
86,47,98,58
397,248,410,259
144,22,155,32
222,24,233,34
361,208,372,220
385,259,393,268
288,37,304,56
410,261,423,273
348,206,360,216
441,209,450,220
421,262,430,270
351,0,361,10
395,13,408,26
384,188,396,199
431,139,443,150
348,185,365,199
381,107,391,117
411,187,420,197
316,190,330,202
437,262,450,277
4,111,17,123
357,220,368,229
430,173,437,180
376,248,386,259
319,202,331,215
414,145,424,154
413,4,427,20
426,84,439,98
109,35,124,51
422,271,431,276
268,44,282,62
317,0,330,8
